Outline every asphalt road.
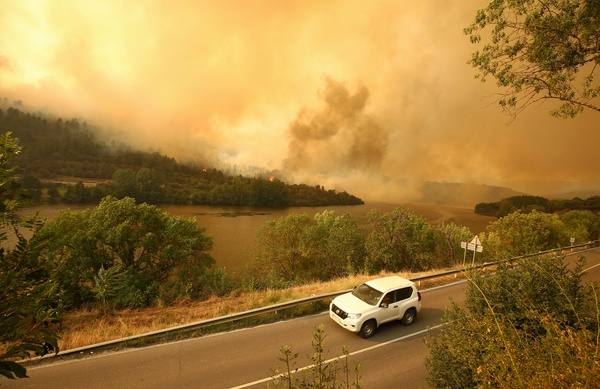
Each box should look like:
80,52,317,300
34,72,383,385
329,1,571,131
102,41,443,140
6,248,600,389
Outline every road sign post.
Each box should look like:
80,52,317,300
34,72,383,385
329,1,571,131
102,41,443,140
461,235,483,266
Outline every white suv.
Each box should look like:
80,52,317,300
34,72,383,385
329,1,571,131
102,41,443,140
329,276,422,338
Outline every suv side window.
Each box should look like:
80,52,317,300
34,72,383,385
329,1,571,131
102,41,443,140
381,292,394,305
395,287,413,301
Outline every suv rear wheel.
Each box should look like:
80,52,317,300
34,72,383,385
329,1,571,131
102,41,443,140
401,308,417,325
359,319,376,338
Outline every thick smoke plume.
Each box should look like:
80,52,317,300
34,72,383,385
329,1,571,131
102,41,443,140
285,79,388,174
0,1,598,202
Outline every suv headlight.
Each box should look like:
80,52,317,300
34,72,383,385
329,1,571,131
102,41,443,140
346,313,361,320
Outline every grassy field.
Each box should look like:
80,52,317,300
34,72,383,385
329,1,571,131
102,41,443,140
58,266,463,351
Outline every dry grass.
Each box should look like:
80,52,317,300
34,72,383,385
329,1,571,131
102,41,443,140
59,266,462,350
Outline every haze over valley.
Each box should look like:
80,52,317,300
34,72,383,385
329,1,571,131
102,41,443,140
1,1,599,204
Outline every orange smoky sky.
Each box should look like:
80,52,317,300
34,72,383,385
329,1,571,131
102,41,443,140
0,0,598,201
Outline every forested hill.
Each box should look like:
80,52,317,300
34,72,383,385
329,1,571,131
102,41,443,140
0,106,363,207
475,195,600,217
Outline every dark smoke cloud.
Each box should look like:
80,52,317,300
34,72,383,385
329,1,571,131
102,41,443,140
285,78,388,174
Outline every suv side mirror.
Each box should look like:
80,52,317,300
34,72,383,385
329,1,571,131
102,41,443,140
380,302,388,308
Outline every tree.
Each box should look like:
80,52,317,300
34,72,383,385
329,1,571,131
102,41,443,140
433,222,473,266
34,196,214,308
365,208,437,273
135,168,163,203
63,181,89,203
0,132,59,379
112,168,137,198
465,0,600,117
483,210,568,259
256,211,366,283
307,211,366,278
560,209,600,242
427,255,598,387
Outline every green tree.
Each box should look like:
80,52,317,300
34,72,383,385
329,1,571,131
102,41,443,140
311,210,366,276
46,185,60,204
0,132,59,379
560,209,600,242
465,0,600,117
112,168,137,198
257,214,312,283
34,196,214,308
483,210,568,259
18,175,42,203
135,168,163,203
63,181,89,203
365,208,437,273
433,222,473,266
427,255,598,387
256,211,366,283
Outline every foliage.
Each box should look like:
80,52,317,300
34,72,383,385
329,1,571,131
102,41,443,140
475,194,600,217
33,196,215,308
427,255,599,387
433,222,473,266
483,210,569,259
560,209,600,242
256,211,365,284
270,325,361,389
0,132,59,379
365,208,437,273
91,265,127,311
465,0,600,117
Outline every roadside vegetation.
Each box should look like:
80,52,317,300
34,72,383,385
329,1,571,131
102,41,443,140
0,133,59,379
427,254,600,387
270,325,361,389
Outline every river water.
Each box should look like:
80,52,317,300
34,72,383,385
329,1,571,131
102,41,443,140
19,202,494,271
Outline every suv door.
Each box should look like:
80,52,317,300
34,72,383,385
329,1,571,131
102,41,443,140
378,290,401,324
395,286,415,318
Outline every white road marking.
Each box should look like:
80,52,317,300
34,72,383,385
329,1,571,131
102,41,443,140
29,279,468,370
582,262,600,274
229,323,447,389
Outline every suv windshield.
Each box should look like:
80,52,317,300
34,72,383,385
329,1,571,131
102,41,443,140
352,283,383,305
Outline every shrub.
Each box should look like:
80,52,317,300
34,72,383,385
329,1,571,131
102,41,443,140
365,208,436,272
34,196,215,309
256,211,365,283
427,254,599,387
483,210,569,259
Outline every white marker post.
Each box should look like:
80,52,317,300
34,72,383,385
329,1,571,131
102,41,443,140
461,235,483,267
570,237,575,252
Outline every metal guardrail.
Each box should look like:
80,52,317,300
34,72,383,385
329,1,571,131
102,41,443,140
27,240,599,363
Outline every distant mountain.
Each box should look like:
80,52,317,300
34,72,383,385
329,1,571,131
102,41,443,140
545,190,600,200
419,181,524,207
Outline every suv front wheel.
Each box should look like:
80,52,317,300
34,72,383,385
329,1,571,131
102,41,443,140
359,319,377,338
